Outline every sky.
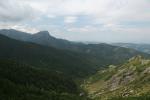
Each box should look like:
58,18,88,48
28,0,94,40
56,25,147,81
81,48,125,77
0,0,150,43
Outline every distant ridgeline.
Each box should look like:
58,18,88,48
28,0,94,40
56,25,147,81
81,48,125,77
112,43,150,54
0,34,96,78
83,56,150,100
0,29,150,100
0,29,149,70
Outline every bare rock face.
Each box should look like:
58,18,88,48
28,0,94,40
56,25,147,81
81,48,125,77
107,75,120,91
143,67,150,74
106,69,135,91
120,70,135,85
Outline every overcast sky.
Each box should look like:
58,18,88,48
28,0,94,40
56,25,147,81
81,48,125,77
0,0,150,43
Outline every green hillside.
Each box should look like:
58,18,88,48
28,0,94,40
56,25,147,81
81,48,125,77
0,34,96,78
0,60,90,100
83,56,150,100
0,29,149,69
0,32,150,100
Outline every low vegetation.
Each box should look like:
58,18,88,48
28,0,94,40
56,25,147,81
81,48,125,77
83,56,150,100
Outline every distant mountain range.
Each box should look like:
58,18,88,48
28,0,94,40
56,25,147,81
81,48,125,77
0,34,97,78
0,29,149,68
0,29,76,49
112,43,150,54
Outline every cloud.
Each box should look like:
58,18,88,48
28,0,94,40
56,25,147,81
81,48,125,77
0,0,36,22
47,15,56,19
24,0,150,29
0,23,39,33
11,25,39,33
64,16,77,23
0,0,150,43
1,0,150,25
24,0,150,19
67,25,100,33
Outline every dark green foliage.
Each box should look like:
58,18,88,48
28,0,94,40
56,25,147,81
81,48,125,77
0,30,150,100
0,29,149,69
0,34,96,78
0,60,88,100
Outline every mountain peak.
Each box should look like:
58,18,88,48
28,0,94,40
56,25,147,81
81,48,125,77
33,31,53,39
36,31,50,36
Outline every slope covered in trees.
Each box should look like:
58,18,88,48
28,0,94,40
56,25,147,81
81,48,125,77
0,60,90,100
0,30,150,100
0,29,149,69
0,34,96,78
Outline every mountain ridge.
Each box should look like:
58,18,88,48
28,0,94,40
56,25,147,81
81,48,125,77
112,43,150,54
0,34,97,78
0,29,150,100
0,29,150,69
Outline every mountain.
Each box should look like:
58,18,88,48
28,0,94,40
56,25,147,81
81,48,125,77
29,31,75,48
0,31,93,100
0,59,90,100
83,56,150,100
0,29,31,41
1,29,150,100
0,34,96,78
112,43,150,54
0,29,75,49
0,29,149,68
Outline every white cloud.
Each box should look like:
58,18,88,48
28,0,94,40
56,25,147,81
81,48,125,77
24,0,150,19
67,25,100,33
1,0,150,25
48,15,56,19
0,23,39,33
0,0,36,22
11,25,39,33
23,0,150,29
0,0,150,43
64,16,77,23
